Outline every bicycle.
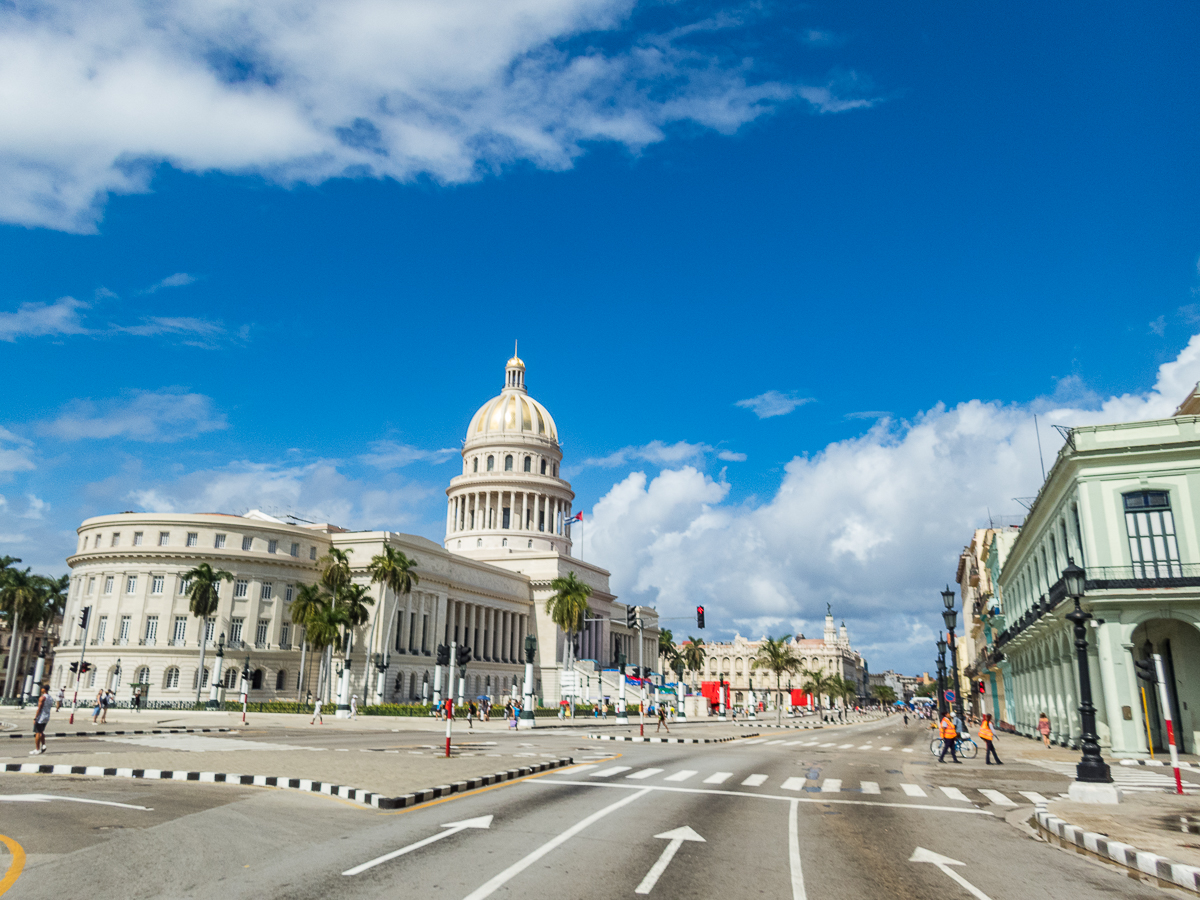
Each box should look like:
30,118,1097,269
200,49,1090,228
929,734,979,759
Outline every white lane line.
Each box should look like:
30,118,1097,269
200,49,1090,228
740,739,768,745
938,787,970,803
1018,791,1050,805
783,740,804,746
821,779,842,793
801,741,820,746
901,748,914,753
838,744,854,749
781,777,806,791
460,789,651,900
858,746,873,750
590,766,632,778
860,781,880,795
789,800,808,900
742,774,769,787
344,816,492,876
978,789,1015,807
880,746,892,751
818,743,835,748
900,783,927,797
664,770,698,782
703,772,733,784
626,768,664,780
564,764,600,774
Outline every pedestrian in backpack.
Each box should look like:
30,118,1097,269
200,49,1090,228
31,684,51,755
980,714,1002,765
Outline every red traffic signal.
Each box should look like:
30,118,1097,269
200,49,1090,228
697,606,705,629
977,680,986,694
79,662,92,674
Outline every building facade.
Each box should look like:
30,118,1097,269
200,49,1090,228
954,526,1020,719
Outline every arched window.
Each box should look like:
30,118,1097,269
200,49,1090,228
473,458,478,473
225,668,238,689
252,669,264,690
477,538,483,548
527,540,533,548
487,456,494,471
136,666,150,685
164,667,180,689
504,455,513,471
540,460,547,475
524,456,531,472
553,463,558,477
193,668,209,689
502,538,508,547
275,669,287,690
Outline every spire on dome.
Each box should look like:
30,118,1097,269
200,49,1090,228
505,344,526,392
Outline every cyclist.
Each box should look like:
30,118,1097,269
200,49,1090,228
938,712,961,763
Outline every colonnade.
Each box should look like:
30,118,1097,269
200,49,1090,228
1001,625,1087,746
447,490,570,537
442,597,529,665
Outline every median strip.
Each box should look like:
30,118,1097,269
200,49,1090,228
3,727,230,740
586,733,755,744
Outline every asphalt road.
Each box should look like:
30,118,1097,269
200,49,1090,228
0,715,1172,899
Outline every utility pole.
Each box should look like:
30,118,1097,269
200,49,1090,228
68,606,90,725
445,642,457,757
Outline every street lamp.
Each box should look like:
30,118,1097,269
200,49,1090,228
941,586,965,725
936,634,947,717
521,633,537,724
1062,558,1114,789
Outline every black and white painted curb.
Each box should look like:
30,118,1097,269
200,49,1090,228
1120,758,1200,771
4,727,230,740
586,733,755,744
733,722,823,730
1036,808,1200,894
2,756,574,811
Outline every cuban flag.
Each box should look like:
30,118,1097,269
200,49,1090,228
567,512,583,523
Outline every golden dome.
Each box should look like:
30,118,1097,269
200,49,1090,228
467,390,558,443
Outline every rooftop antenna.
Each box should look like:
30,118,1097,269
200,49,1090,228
1034,415,1047,482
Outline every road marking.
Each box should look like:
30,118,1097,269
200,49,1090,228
765,740,786,745
821,779,842,792
858,745,873,750
740,739,768,745
783,741,804,746
818,743,835,748
788,801,808,900
900,783,926,797
664,770,697,782
703,772,733,784
564,764,600,774
860,781,880,795
838,744,854,749
590,766,632,778
901,748,914,753
881,746,892,751
626,769,664,780
0,834,26,896
909,847,993,900
781,777,806,791
938,787,970,803
460,789,651,900
978,789,1015,807
801,741,819,746
344,816,493,876
0,793,152,810
742,774,768,787
1018,791,1050,805
635,826,705,894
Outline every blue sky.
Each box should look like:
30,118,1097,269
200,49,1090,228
1,1,1198,675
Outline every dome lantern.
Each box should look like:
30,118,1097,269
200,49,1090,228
505,341,526,393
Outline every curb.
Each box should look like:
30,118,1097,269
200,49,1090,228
586,733,754,744
1035,808,1200,894
732,723,823,730
2,755,574,812
1120,758,1200,771
5,727,230,740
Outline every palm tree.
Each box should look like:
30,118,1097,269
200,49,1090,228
183,563,233,704
318,547,353,595
680,637,706,691
546,572,591,705
799,667,836,712
872,684,897,707
0,566,39,699
751,635,801,726
304,602,348,702
290,582,329,701
366,547,419,702
335,582,375,653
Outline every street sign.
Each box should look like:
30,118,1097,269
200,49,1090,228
944,689,956,704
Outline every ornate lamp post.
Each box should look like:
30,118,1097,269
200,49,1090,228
1062,559,1115,793
936,635,947,718
521,633,537,726
942,586,965,724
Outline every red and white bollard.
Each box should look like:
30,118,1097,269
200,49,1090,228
1152,654,1184,794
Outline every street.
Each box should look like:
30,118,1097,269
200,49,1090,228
0,714,1175,899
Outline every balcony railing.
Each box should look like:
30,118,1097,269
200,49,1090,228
1083,563,1200,590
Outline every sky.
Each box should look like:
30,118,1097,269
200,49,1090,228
1,1,1198,676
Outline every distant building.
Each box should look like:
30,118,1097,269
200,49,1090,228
954,526,1020,718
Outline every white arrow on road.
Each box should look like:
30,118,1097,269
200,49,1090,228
0,793,152,810
342,815,493,876
909,847,993,900
635,826,705,894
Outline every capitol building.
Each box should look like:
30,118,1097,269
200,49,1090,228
59,353,658,707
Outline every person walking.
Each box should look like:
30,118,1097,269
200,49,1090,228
91,690,104,724
132,686,142,712
349,694,358,719
467,701,476,732
938,711,960,763
310,698,324,725
31,684,51,755
903,711,909,726
980,714,1002,764
1038,712,1052,747
656,703,670,734
55,686,65,711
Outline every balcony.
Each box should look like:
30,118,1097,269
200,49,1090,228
1082,563,1200,590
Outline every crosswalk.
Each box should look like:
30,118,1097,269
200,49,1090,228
1032,760,1197,795
562,764,1046,806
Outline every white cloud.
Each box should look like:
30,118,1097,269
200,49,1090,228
588,334,1200,674
143,272,197,293
1150,315,1167,336
0,295,230,346
38,389,228,442
0,1,876,231
584,440,712,468
22,495,48,520
0,428,36,476
716,450,747,462
0,296,89,341
735,390,814,419
359,440,459,469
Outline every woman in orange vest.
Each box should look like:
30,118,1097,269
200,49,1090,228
937,712,959,763
979,714,1002,765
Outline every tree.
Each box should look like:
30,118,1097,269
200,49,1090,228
546,572,591,708
915,680,937,698
751,635,801,725
799,667,836,711
872,684,897,706
290,583,329,700
183,563,233,704
828,675,860,709
335,582,375,653
318,547,353,595
366,547,419,703
658,629,679,673
0,565,39,699
680,638,706,691
305,601,349,702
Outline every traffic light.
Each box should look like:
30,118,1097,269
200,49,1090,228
78,607,90,630
618,653,627,672
436,644,450,667
697,606,705,629
1134,657,1158,684
977,680,986,695
458,645,473,667
626,606,638,629
69,662,79,674
79,662,92,674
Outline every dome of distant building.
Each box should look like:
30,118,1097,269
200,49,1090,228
465,351,558,446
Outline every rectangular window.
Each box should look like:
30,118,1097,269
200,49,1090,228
538,511,545,532
205,618,215,643
179,577,191,595
159,531,170,546
230,618,244,645
422,614,429,653
256,619,268,645
290,542,300,557
111,533,120,547
284,585,293,603
173,616,187,644
260,582,273,600
242,536,253,551
126,575,137,594
151,575,165,595
87,576,95,595
310,546,317,560
144,616,158,644
187,532,198,547
268,539,278,554
281,622,291,647
234,579,249,599
1125,491,1181,578
119,615,131,644
85,535,92,549
502,507,511,529
103,576,114,595
214,533,226,549
95,615,107,643
409,612,418,652
133,531,144,546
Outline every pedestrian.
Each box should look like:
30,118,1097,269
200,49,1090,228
656,703,669,733
938,711,960,763
132,686,142,712
100,689,113,724
1038,712,1051,747
510,701,520,729
467,701,476,732
903,712,909,726
311,698,323,725
349,694,358,719
55,686,65,711
980,714,1002,765
31,684,51,755
91,690,103,724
